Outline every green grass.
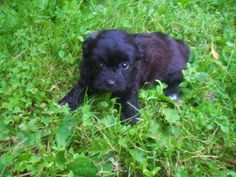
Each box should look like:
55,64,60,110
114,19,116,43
0,0,236,176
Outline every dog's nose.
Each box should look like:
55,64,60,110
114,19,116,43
106,79,116,87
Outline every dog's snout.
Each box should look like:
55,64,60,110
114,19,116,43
106,79,116,87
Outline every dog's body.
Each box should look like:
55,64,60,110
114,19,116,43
59,30,190,125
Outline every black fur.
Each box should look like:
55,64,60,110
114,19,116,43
59,30,190,125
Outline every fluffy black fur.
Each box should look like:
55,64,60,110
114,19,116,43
59,30,190,125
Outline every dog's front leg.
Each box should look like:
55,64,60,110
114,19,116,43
58,82,86,111
118,89,140,125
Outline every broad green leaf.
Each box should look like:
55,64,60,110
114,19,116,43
0,158,9,177
90,139,111,155
56,119,77,149
175,168,189,177
58,50,65,58
216,116,229,133
143,167,161,177
0,121,10,141
81,105,94,126
130,150,145,163
55,151,66,170
163,108,180,124
68,156,98,177
147,121,160,139
119,138,129,148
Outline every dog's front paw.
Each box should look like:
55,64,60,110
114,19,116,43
168,93,178,102
58,99,67,106
58,97,78,111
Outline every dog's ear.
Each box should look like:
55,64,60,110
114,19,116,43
133,36,144,60
82,31,101,57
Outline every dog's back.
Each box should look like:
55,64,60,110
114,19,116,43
134,32,189,85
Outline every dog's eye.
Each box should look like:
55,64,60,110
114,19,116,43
120,62,129,70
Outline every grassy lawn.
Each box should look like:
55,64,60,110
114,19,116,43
0,0,236,176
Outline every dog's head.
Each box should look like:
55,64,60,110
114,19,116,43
81,30,143,92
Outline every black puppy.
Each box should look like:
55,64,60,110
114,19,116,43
59,30,190,125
